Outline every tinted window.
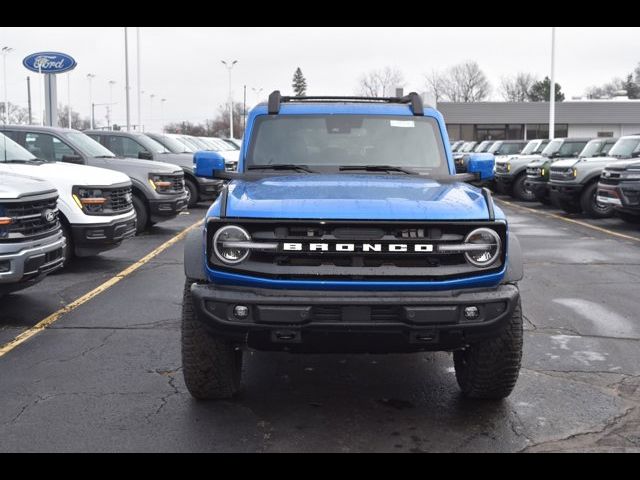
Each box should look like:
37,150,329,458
104,136,148,158
23,132,78,162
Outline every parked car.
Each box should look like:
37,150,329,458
0,126,187,234
524,138,591,204
0,133,136,267
597,137,640,223
182,91,523,401
0,172,65,295
487,140,528,158
452,141,478,163
145,132,192,155
450,140,465,152
222,138,242,149
494,139,550,200
86,130,223,208
547,137,619,217
455,141,495,173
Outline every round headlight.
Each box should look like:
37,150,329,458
213,225,251,264
463,228,501,268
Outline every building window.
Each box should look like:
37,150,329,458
526,124,568,140
476,124,507,141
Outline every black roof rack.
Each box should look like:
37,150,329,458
267,90,425,116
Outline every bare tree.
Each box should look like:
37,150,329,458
585,78,626,99
357,66,405,97
424,70,445,103
499,73,538,102
164,102,246,138
0,102,30,124
57,105,90,130
439,61,491,102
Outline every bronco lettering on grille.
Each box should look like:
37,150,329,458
282,242,434,253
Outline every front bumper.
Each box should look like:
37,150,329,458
0,231,65,293
548,181,582,200
71,212,137,257
196,178,225,201
494,173,514,185
524,178,548,198
148,192,189,223
190,282,520,353
597,182,640,212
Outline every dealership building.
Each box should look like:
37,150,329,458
437,100,640,142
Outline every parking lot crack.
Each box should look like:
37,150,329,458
144,368,182,423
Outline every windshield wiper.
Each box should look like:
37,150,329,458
2,158,42,164
339,165,419,175
93,155,116,158
248,164,314,173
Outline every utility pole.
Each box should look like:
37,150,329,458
108,80,116,129
221,59,237,138
549,26,556,140
87,73,96,129
149,93,155,132
160,98,166,133
67,72,71,128
136,27,142,131
124,27,131,131
2,46,13,123
26,76,32,124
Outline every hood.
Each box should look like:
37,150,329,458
0,161,131,187
551,158,582,169
0,172,56,199
154,152,194,170
224,174,497,220
527,158,550,167
602,159,640,171
502,154,542,166
93,156,181,174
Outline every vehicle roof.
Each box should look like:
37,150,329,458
251,101,438,117
84,130,145,137
0,124,77,134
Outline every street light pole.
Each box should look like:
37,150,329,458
221,59,238,138
124,27,131,132
87,73,96,129
2,46,13,124
549,26,556,140
67,72,71,128
149,93,155,132
108,80,116,129
160,98,166,133
136,27,142,131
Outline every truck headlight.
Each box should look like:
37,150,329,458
72,187,107,214
149,174,174,192
212,225,251,264
463,228,501,268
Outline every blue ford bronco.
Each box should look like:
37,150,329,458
182,92,524,400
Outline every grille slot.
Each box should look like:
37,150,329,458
105,186,133,213
0,194,59,241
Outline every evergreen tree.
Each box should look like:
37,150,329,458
528,76,565,102
292,67,307,96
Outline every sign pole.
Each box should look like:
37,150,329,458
124,27,131,132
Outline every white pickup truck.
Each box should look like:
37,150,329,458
0,133,136,266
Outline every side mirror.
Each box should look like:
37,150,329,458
632,151,640,158
194,151,226,178
467,153,495,181
138,151,153,160
61,154,85,165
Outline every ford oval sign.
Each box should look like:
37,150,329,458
23,52,77,74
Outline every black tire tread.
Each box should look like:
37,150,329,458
453,299,523,400
512,173,535,202
132,195,148,234
181,278,242,400
185,178,199,208
580,182,613,219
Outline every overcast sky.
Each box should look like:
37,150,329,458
2,27,639,130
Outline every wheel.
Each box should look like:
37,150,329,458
185,179,199,208
556,197,582,214
132,195,149,234
580,183,613,218
182,278,242,400
616,211,640,224
60,222,74,268
512,173,536,201
453,298,523,400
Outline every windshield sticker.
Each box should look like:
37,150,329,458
390,120,415,128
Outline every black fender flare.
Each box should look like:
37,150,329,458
183,226,207,281
504,232,523,283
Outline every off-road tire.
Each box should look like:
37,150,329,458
512,173,536,202
132,195,149,234
60,222,73,269
453,299,523,400
185,179,199,208
580,183,613,218
182,278,242,400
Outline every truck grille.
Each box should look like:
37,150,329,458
206,220,507,281
599,168,622,186
495,163,509,174
549,167,573,181
155,173,185,194
526,167,542,179
0,193,60,241
104,186,134,214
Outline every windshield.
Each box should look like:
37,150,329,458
460,142,476,153
209,138,235,151
487,141,503,154
136,134,169,154
495,142,525,155
223,139,241,150
0,133,38,162
474,141,491,153
246,114,448,175
579,140,604,158
609,138,640,158
179,136,203,151
66,131,115,158
541,139,563,157
153,134,191,153
520,140,539,155
601,141,615,156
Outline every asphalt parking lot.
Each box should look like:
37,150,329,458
0,198,639,453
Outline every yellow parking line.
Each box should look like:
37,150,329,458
0,220,203,359
496,198,640,243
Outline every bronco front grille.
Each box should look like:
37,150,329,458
206,219,507,281
599,169,622,186
0,193,60,241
